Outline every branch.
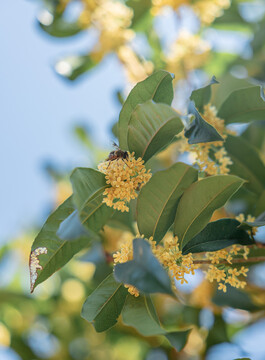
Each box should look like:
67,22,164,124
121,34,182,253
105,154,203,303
193,256,265,265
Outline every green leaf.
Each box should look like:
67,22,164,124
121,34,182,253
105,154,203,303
57,210,88,240
239,211,265,231
217,86,265,124
184,101,223,144
127,0,152,30
114,238,173,295
213,285,259,311
122,295,190,351
137,162,198,243
30,197,91,292
190,76,219,113
118,70,174,149
71,168,114,232
255,190,265,216
106,208,136,234
224,135,265,195
127,100,184,162
182,219,254,255
174,175,245,249
81,273,128,332
206,315,229,349
55,54,97,81
38,15,82,38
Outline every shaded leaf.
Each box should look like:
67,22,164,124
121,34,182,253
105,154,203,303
71,168,114,232
224,135,265,195
30,197,91,292
114,238,173,295
128,100,184,162
55,54,97,81
182,219,254,255
184,101,223,144
255,190,265,216
118,70,174,149
213,285,259,311
57,210,89,240
81,273,128,332
217,86,265,124
190,76,219,113
174,175,245,249
122,295,190,351
206,315,229,349
137,162,198,243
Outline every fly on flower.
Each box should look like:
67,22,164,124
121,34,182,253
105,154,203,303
106,142,129,162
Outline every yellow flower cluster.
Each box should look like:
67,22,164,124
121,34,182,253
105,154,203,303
149,235,198,285
205,245,249,292
113,235,139,297
236,213,257,235
79,0,134,60
152,0,230,25
113,234,198,297
166,31,210,82
179,104,233,175
98,152,152,212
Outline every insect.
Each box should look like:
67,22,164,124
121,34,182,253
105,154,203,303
106,142,129,162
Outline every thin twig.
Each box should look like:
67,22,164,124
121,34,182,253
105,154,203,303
193,256,265,265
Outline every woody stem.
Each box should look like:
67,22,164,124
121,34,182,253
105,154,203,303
193,256,265,265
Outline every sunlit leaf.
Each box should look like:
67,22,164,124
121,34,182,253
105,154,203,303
118,70,174,149
71,168,114,232
81,273,128,332
174,175,245,249
218,86,265,124
128,100,183,161
30,197,91,292
184,101,223,144
182,219,254,254
114,238,173,295
137,162,198,243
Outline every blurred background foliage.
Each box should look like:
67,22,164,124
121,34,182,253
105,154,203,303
1,0,265,359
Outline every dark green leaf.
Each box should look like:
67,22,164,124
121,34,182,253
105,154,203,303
55,54,97,81
137,162,198,243
190,76,219,113
242,120,265,151
255,190,265,216
128,100,183,162
184,101,223,144
71,168,114,232
182,219,254,255
224,135,265,195
217,86,265,124
81,273,128,332
174,175,245,249
30,197,91,292
114,238,173,295
122,295,190,351
107,208,136,234
118,70,174,149
206,315,229,349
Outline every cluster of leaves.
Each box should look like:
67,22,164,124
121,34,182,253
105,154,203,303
30,70,265,353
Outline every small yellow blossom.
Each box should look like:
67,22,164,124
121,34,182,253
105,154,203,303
166,31,210,82
98,152,151,212
236,213,257,235
179,103,233,175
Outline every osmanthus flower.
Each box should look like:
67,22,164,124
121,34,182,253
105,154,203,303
166,31,210,82
179,103,233,175
98,152,152,212
205,245,250,293
151,0,230,25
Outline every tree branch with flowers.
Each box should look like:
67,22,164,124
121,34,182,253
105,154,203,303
29,69,265,351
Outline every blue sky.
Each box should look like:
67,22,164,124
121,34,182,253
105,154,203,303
0,0,126,242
